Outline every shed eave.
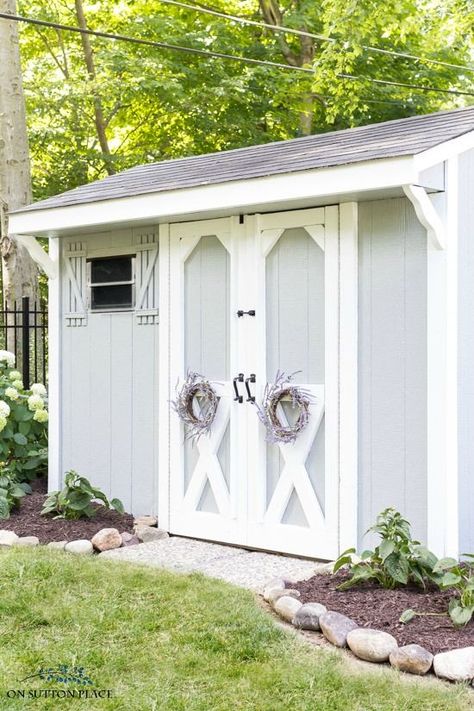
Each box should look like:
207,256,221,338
10,155,420,237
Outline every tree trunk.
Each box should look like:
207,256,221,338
74,0,116,175
0,1,38,308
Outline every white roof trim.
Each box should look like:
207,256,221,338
414,129,474,171
10,156,417,236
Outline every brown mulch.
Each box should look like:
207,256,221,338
294,571,474,655
1,477,134,544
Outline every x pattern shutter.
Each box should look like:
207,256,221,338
134,230,159,325
64,241,87,327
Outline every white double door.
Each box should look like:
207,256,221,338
167,207,344,559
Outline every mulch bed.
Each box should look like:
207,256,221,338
294,571,474,655
1,477,134,544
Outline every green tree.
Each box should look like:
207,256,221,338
16,0,474,202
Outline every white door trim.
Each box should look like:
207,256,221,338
338,202,359,552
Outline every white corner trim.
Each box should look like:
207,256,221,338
15,234,58,279
403,184,445,250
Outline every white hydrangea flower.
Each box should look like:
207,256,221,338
31,383,47,396
0,401,11,417
4,387,17,401
12,380,24,390
33,409,48,423
0,351,15,368
27,394,44,412
9,370,21,381
0,415,7,432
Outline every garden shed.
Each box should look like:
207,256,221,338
9,105,474,560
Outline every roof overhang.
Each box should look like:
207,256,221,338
9,154,443,237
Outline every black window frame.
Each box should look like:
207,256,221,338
87,255,136,312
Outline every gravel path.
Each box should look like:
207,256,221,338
99,536,328,591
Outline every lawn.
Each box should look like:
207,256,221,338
0,548,471,710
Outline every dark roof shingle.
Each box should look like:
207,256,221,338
19,106,474,213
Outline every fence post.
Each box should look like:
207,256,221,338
22,296,30,390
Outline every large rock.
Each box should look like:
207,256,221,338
0,530,18,546
389,644,433,675
64,539,94,556
135,525,169,543
121,532,140,547
91,528,122,552
319,611,358,648
274,595,302,622
433,647,474,682
14,536,39,547
293,602,328,631
133,515,157,528
47,541,67,550
347,628,398,662
268,588,300,607
263,578,286,602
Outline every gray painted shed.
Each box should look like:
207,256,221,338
9,106,474,560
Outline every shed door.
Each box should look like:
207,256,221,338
168,208,341,559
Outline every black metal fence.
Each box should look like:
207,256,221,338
0,297,48,388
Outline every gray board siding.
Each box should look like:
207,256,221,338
19,106,474,213
358,197,427,548
458,149,474,553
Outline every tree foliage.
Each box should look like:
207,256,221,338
16,0,474,200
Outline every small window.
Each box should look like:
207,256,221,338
87,256,135,311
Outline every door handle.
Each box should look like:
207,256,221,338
233,373,244,403
245,374,256,402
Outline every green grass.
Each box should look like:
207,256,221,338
0,548,470,710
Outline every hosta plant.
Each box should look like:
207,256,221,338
41,470,124,520
334,508,439,590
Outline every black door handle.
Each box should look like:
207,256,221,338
245,374,256,402
233,373,244,403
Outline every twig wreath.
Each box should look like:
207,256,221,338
172,371,219,442
255,371,312,444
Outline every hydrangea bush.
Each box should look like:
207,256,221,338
0,351,48,518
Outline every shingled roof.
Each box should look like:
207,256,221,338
18,105,474,213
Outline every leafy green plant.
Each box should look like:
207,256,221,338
0,352,48,485
0,473,32,519
334,508,439,590
433,556,474,627
41,470,124,520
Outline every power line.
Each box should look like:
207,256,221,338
1,12,474,99
156,0,474,75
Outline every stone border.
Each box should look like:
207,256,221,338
0,516,169,555
263,577,474,684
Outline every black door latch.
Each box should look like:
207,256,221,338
237,309,255,317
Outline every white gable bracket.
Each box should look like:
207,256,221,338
403,184,445,250
15,234,58,279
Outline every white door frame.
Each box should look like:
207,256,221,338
158,204,358,558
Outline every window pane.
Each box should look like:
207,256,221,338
91,284,133,310
90,256,132,283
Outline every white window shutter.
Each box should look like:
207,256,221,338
134,230,159,325
64,242,87,327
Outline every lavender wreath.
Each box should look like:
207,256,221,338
172,371,219,442
255,371,312,444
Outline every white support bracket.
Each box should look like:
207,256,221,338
402,184,445,250
15,234,58,279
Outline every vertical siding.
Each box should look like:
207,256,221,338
458,149,474,552
60,229,159,516
358,197,427,547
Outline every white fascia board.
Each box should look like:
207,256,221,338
414,130,474,172
9,156,417,236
